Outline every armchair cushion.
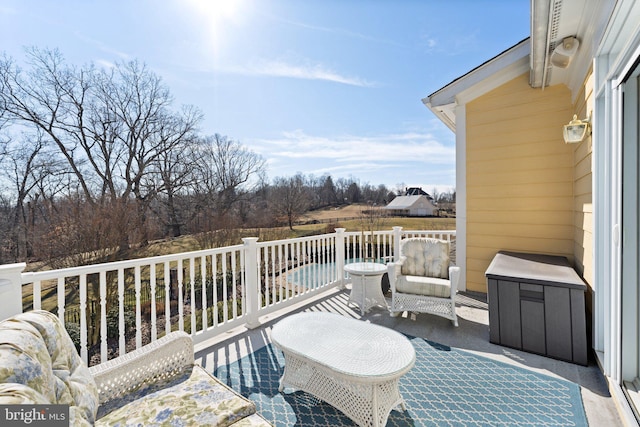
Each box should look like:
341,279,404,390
400,238,450,279
396,275,451,298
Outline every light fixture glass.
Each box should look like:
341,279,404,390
563,114,590,144
551,37,579,68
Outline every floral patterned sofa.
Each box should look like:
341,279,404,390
0,310,272,426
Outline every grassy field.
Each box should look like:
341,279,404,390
24,205,455,269
133,205,456,258
293,217,455,233
297,203,455,233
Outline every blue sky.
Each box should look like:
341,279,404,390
0,0,529,194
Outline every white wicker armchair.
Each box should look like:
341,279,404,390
387,237,460,326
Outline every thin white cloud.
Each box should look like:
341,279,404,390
253,130,456,189
95,59,116,69
222,59,377,87
0,5,17,15
276,17,404,48
72,31,131,61
252,130,453,164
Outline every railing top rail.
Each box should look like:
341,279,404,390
343,229,455,236
343,230,394,236
256,233,337,247
399,230,456,235
21,244,244,284
20,229,456,284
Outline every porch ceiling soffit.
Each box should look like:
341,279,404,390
531,0,612,99
422,39,530,132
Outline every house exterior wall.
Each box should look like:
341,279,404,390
385,195,435,217
409,199,435,216
464,73,576,292
570,68,594,301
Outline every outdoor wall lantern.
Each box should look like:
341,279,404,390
563,114,591,144
551,37,579,68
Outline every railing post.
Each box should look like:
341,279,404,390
242,237,261,329
392,226,403,262
335,228,346,289
0,263,26,320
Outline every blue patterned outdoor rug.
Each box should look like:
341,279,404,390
213,336,588,426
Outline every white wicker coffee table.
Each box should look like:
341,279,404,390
271,312,416,427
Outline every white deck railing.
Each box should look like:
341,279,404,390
0,227,455,366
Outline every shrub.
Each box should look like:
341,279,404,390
65,322,81,353
106,306,136,338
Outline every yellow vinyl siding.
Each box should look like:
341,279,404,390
465,73,575,292
570,70,593,288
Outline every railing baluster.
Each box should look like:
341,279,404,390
281,243,287,302
318,236,329,284
117,268,125,356
213,254,219,327
79,274,88,364
270,245,276,306
57,277,65,323
231,251,238,320
296,241,302,297
222,254,228,324
164,262,170,335
307,239,313,291
200,256,207,332
135,265,141,349
99,270,107,363
178,260,184,332
33,280,41,310
190,257,196,335
150,264,157,341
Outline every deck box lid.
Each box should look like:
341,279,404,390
485,251,586,290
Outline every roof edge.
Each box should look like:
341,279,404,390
424,37,530,106
423,38,531,132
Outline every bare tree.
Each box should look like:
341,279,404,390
0,49,97,203
190,134,266,230
0,130,62,259
151,135,198,238
0,49,202,258
93,61,202,246
269,174,311,230
357,201,388,260
431,187,441,203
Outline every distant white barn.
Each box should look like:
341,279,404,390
384,195,436,217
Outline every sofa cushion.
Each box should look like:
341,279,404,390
400,238,450,279
0,311,99,426
96,364,259,427
396,275,452,298
0,383,49,404
0,320,57,403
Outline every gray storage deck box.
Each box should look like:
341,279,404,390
485,251,588,365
